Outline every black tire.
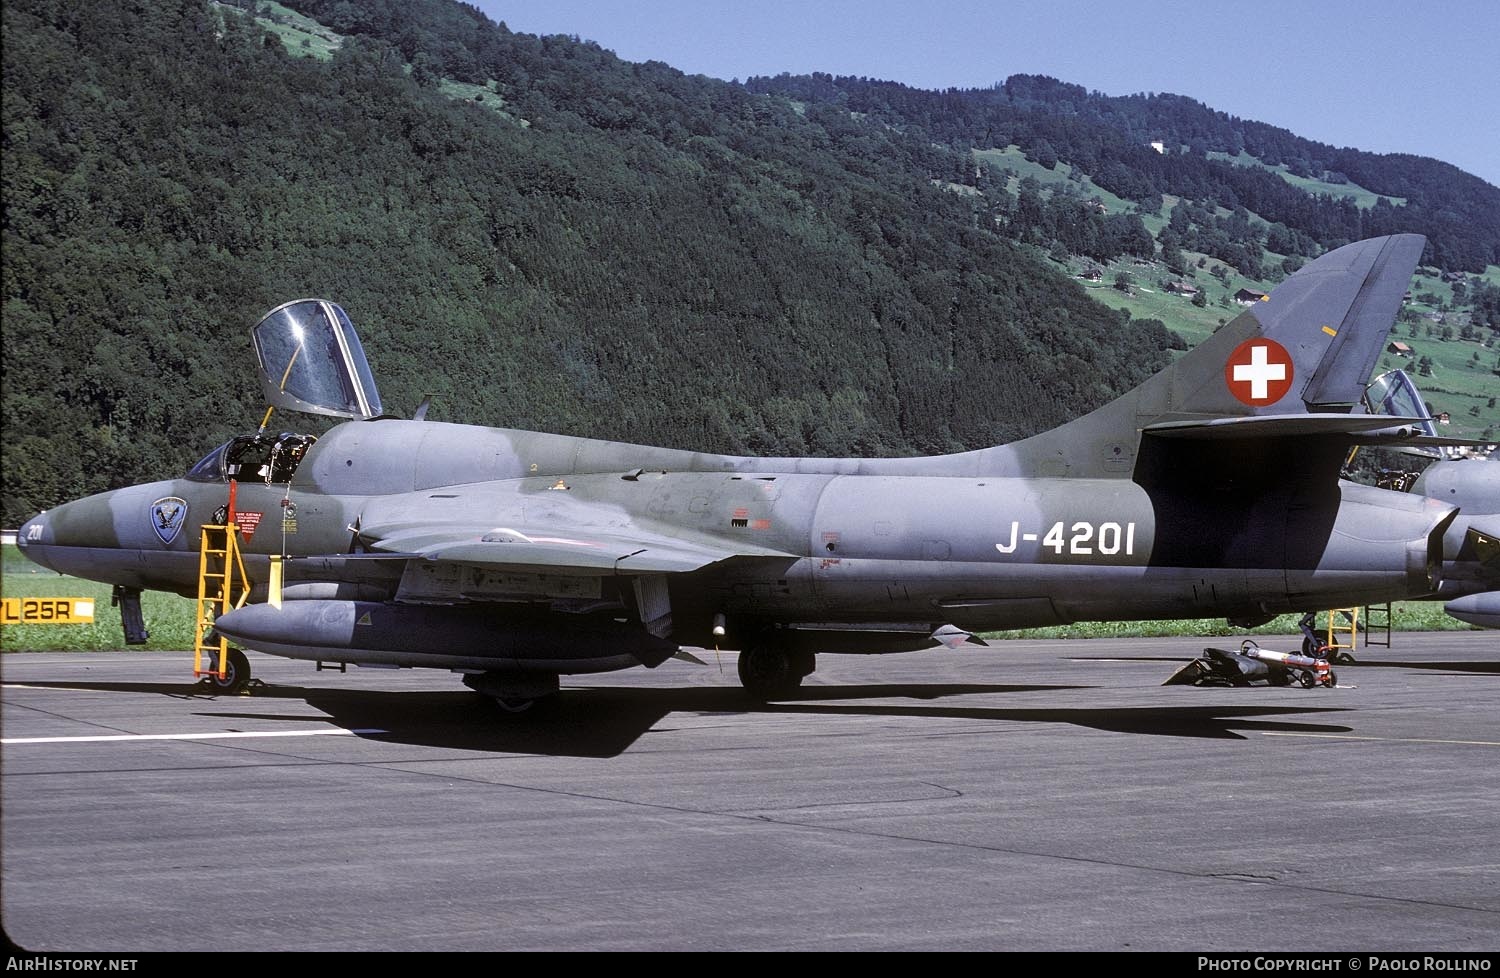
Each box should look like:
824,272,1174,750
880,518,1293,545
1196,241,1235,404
1297,670,1315,689
1335,651,1357,665
1301,635,1321,657
737,645,810,700
207,647,251,693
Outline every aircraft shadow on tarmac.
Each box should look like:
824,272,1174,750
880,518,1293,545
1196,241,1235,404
15,679,1355,758
1077,655,1500,676
1333,659,1500,674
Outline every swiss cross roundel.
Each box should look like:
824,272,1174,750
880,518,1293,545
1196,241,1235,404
1224,338,1294,406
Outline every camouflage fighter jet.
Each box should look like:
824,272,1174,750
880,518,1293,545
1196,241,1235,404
1356,368,1498,629
17,234,1465,708
1412,454,1498,627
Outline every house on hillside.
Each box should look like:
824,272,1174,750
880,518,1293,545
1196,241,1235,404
1234,288,1269,305
1078,267,1103,282
1387,341,1413,357
1164,281,1199,297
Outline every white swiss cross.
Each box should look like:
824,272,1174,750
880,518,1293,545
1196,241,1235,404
1224,338,1294,406
1234,345,1285,399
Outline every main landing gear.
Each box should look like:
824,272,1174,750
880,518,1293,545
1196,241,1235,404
736,642,816,700
462,671,560,717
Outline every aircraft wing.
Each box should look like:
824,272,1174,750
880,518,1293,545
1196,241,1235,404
357,520,795,577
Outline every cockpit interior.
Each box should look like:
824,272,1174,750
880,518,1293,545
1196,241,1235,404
186,432,317,485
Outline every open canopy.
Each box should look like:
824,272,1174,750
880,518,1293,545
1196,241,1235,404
252,299,382,420
1365,369,1442,458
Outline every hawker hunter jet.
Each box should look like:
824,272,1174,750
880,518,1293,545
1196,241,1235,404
1412,455,1498,626
18,234,1468,709
1360,369,1499,628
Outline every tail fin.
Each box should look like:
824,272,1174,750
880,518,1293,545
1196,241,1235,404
1007,234,1427,477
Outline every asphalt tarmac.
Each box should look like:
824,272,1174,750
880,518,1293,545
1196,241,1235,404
2,633,1497,953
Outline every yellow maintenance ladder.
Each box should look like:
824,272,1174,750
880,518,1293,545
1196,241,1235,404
1323,607,1360,658
1315,603,1393,663
193,523,250,684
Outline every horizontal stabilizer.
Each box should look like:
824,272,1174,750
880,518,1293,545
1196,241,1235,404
1398,436,1500,450
1145,415,1431,441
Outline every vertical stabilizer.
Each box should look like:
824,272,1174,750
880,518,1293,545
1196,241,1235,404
1142,233,1426,423
1005,234,1426,478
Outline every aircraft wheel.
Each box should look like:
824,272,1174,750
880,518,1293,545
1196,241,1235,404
737,644,812,700
462,672,558,718
207,648,251,693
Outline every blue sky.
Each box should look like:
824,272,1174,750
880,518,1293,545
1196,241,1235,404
472,0,1500,188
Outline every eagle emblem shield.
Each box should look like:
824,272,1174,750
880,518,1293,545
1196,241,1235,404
150,497,188,545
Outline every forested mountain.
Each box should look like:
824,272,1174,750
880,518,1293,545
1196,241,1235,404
745,73,1500,273
2,0,1494,525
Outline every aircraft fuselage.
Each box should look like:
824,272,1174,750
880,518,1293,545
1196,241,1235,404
20,419,1453,651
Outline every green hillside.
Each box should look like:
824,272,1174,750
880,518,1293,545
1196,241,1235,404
2,0,1495,527
0,0,1176,524
1207,151,1408,209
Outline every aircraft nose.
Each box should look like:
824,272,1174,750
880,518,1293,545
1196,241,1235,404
17,513,45,548
14,490,134,575
15,513,52,567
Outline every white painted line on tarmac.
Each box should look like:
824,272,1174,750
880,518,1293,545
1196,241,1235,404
1261,732,1500,747
3,728,387,745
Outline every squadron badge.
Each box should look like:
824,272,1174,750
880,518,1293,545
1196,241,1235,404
150,496,188,545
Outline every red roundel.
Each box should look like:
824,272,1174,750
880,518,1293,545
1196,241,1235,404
1224,338,1294,406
